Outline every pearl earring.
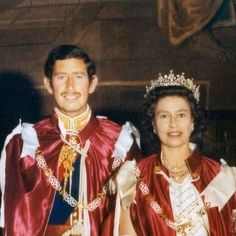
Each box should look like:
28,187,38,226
191,124,194,131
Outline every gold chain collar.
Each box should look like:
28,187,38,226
138,179,210,235
35,148,108,211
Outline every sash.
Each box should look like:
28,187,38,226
49,158,81,224
111,122,140,236
112,121,140,161
201,159,236,211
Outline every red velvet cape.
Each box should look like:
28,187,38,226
3,114,123,236
131,151,236,235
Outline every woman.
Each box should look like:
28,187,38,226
123,70,236,235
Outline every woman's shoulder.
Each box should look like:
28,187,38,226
138,153,157,170
201,155,221,167
198,155,222,177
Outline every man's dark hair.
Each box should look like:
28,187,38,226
44,44,96,80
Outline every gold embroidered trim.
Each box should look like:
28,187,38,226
232,209,236,233
55,106,91,132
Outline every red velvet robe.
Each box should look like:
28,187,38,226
2,113,139,236
130,150,236,235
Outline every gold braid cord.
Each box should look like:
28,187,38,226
59,135,80,195
59,145,77,173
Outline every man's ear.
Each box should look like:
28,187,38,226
44,77,53,94
89,75,98,94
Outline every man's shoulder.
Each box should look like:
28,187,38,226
95,117,140,141
33,116,53,129
92,118,141,161
96,115,121,127
95,115,121,134
32,115,60,137
3,116,58,147
2,122,35,151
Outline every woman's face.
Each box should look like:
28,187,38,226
153,96,194,149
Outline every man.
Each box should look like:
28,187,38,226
0,45,141,236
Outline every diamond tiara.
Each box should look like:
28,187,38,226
145,70,200,103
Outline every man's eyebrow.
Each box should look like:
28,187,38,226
53,72,66,76
176,109,189,112
72,71,87,75
53,71,87,76
156,110,169,114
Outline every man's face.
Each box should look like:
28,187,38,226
44,58,97,117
